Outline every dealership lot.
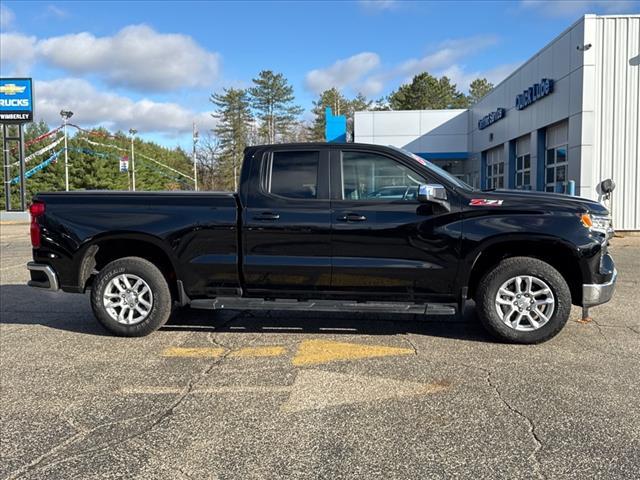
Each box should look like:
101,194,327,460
1,223,639,479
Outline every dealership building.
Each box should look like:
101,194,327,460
354,14,640,230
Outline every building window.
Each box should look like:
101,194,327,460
545,146,568,192
545,121,569,193
485,146,504,189
515,136,531,190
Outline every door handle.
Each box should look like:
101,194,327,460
337,213,367,222
253,212,280,221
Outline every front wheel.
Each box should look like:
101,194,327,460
475,257,571,344
91,257,172,336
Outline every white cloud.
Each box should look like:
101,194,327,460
520,0,638,17
438,62,522,93
37,25,220,91
44,5,69,19
358,0,398,12
0,25,220,92
305,52,381,94
0,4,15,29
35,78,216,136
0,33,37,76
394,36,499,79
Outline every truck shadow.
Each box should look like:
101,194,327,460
0,284,493,342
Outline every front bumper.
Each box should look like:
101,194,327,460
582,268,617,307
27,262,59,291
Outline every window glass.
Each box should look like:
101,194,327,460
341,151,425,200
546,149,555,165
268,151,319,199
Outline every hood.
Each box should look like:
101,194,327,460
467,189,609,215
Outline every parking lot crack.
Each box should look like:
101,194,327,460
7,330,239,479
475,365,546,480
403,335,419,355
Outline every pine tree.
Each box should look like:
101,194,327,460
308,89,372,142
468,78,494,105
388,72,469,110
210,87,253,190
249,70,303,144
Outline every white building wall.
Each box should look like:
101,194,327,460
354,109,468,155
583,15,640,231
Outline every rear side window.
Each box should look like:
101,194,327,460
266,151,319,199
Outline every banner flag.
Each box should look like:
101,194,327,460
78,136,128,152
11,149,63,184
120,156,129,173
137,152,195,181
24,136,65,163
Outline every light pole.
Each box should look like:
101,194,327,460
192,122,199,192
129,128,137,191
60,110,73,191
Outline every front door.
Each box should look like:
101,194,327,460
330,148,460,302
242,148,332,295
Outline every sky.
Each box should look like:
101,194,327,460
1,0,638,149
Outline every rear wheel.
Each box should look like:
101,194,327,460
475,257,571,344
91,257,172,336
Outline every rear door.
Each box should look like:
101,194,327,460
330,147,460,301
242,147,332,295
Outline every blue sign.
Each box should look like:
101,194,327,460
515,78,553,111
478,107,506,130
0,78,34,123
325,107,346,143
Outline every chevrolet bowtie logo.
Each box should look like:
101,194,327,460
0,84,27,95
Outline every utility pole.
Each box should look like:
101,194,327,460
192,122,199,192
129,128,137,191
60,110,73,191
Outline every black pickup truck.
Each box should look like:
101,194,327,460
27,143,617,343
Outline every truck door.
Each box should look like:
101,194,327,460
242,147,332,295
330,147,460,302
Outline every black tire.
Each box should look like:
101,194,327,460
475,257,571,344
91,257,172,337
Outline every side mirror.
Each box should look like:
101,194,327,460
418,184,450,211
599,179,615,195
418,184,447,202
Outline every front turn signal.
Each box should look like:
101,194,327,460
580,213,593,228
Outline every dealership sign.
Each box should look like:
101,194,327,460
0,78,34,123
119,156,129,173
515,78,554,111
478,107,506,130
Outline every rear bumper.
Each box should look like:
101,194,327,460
27,262,59,291
582,268,617,307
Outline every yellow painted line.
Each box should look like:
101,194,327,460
228,346,286,358
292,339,414,367
161,347,225,358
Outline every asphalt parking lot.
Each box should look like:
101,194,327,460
1,223,639,480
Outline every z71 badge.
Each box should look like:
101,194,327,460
469,198,504,206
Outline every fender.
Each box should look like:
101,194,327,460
74,231,181,291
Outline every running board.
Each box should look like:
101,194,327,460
189,297,457,316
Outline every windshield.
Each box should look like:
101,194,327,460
389,145,473,191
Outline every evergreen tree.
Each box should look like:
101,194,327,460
468,78,494,104
388,72,469,110
249,70,303,144
210,87,253,190
308,88,350,141
308,89,372,142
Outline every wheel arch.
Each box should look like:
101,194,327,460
77,233,179,300
465,236,584,305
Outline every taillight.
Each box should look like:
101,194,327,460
29,201,45,248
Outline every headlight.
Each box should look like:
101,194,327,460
581,213,613,235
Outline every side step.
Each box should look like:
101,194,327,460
189,297,457,316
